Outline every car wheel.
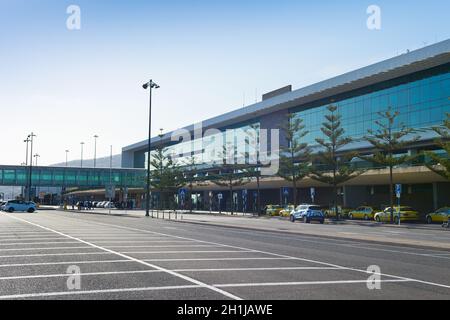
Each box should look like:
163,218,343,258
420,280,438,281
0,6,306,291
8,208,14,213
320,220,324,224
375,216,381,222
426,216,432,224
349,214,353,220
290,215,295,223
27,208,35,213
394,216,400,224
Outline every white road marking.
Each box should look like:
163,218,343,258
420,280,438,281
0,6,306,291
174,267,342,272
0,270,163,280
120,250,255,255
71,216,450,290
0,259,133,268
0,246,94,252
214,279,412,288
143,257,295,262
0,267,342,280
0,241,81,246
0,285,203,300
0,252,112,258
4,214,243,300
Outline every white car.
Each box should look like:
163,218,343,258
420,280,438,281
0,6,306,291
290,204,323,222
3,200,37,213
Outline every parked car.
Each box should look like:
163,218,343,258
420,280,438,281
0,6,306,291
324,206,351,219
97,201,106,208
348,206,376,220
290,204,323,222
104,201,115,209
264,205,283,216
426,207,450,224
303,210,325,224
374,206,420,224
3,200,36,213
279,205,295,217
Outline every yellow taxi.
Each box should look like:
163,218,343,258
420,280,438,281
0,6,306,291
348,206,376,220
279,205,295,217
426,207,450,224
374,206,420,224
264,205,283,216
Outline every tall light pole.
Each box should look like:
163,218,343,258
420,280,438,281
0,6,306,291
142,79,160,217
80,142,85,168
65,150,70,167
28,132,36,201
23,137,31,199
93,135,99,168
33,154,40,166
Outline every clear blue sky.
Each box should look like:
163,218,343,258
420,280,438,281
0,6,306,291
0,0,449,165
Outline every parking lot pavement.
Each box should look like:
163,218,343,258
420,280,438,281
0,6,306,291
0,211,449,300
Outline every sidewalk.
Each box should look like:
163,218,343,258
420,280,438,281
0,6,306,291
51,208,450,250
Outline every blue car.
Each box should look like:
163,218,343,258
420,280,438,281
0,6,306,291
290,204,324,222
3,200,37,213
303,210,325,224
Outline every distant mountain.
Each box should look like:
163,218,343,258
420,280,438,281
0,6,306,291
51,154,122,168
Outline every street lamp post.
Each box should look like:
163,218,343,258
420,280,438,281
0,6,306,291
65,150,70,167
93,135,99,168
23,137,31,199
80,142,85,168
33,154,40,166
28,133,36,201
142,79,160,217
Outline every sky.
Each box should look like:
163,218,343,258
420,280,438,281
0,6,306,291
0,0,449,166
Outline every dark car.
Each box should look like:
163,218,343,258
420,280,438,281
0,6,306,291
303,210,325,224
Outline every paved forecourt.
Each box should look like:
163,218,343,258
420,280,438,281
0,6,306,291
0,211,449,300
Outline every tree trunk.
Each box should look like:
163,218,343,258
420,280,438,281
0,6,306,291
189,184,193,214
292,178,297,207
389,165,394,224
229,184,234,215
256,176,261,216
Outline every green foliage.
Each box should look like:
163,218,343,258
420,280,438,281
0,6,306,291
424,113,450,180
360,107,420,167
278,114,311,183
309,105,362,186
150,147,184,194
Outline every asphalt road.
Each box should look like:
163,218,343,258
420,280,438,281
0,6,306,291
0,210,449,300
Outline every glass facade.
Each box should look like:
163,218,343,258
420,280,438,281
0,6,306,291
146,122,260,169
292,68,450,145
0,167,146,188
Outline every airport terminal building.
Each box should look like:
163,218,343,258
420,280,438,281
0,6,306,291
122,40,450,215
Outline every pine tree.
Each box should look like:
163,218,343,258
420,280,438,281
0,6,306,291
212,144,250,215
278,114,311,206
360,107,420,223
424,113,450,180
309,105,363,220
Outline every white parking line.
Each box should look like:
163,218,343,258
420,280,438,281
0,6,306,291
214,279,412,288
120,250,255,255
143,257,295,262
0,259,133,268
0,241,81,246
0,252,112,258
4,214,242,300
71,216,450,290
0,270,163,280
0,246,94,252
174,267,342,272
0,267,342,281
0,285,203,300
